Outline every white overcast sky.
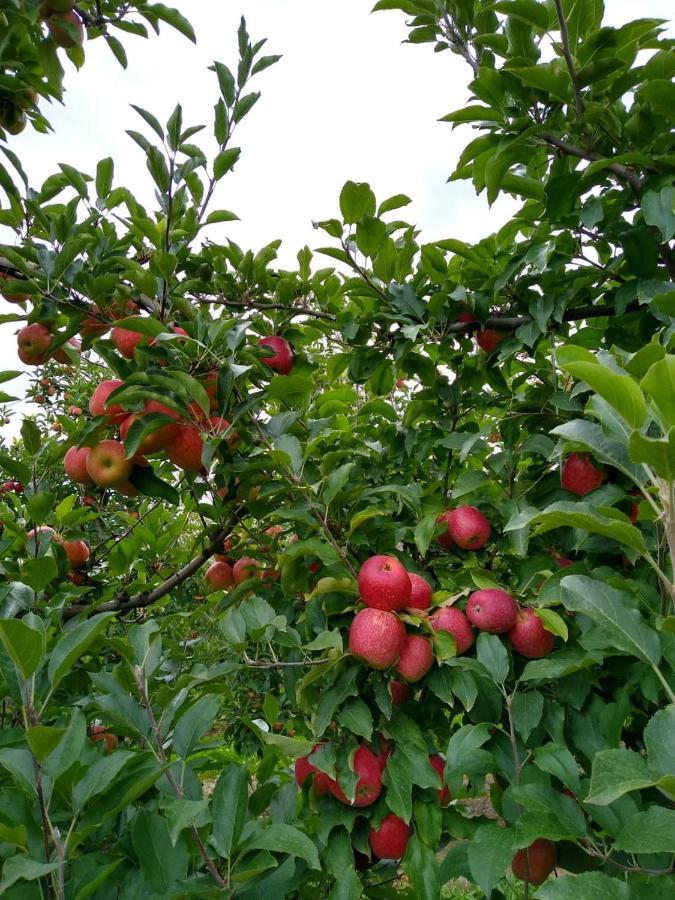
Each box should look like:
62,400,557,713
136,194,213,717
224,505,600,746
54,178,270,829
1,0,672,438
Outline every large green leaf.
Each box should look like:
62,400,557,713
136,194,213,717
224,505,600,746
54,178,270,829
48,613,115,690
211,763,249,858
560,575,661,666
0,619,45,680
505,503,648,555
557,346,646,427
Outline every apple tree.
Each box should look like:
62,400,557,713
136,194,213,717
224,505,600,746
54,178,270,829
0,1,674,898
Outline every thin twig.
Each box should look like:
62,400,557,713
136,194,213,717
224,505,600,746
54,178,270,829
552,0,584,119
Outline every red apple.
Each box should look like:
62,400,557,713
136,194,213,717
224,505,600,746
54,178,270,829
357,555,411,612
476,329,507,352
89,725,118,754
407,572,432,610
466,588,518,634
62,540,89,569
507,608,555,659
165,423,203,472
89,380,127,424
232,557,262,585
86,440,133,488
446,506,491,550
436,511,455,549
51,337,81,364
328,745,382,807
111,322,147,359
511,839,557,886
389,680,410,705
17,323,52,365
430,606,474,654
0,271,29,303
204,561,234,591
349,608,405,669
64,446,93,485
369,814,411,860
258,335,294,375
561,453,605,496
119,400,178,455
429,754,451,805
47,10,85,48
396,634,433,682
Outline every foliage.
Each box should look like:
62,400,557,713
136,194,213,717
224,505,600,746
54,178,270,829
0,0,673,898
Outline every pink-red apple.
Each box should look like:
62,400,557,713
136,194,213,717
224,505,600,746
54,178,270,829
396,634,433,682
258,335,293,375
507,608,555,658
349,608,405,669
357,555,411,611
561,453,605,496
430,606,474,654
466,588,518,634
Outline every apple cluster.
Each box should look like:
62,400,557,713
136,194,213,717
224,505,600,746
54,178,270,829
45,308,295,495
294,740,450,861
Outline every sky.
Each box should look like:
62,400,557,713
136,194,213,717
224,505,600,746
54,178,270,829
1,0,672,438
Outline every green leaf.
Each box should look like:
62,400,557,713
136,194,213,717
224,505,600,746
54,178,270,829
173,695,220,758
511,690,544,741
557,346,647,428
21,418,41,454
535,871,631,899
95,157,114,197
628,428,675,479
161,797,210,847
355,216,386,257
476,633,509,683
641,356,675,431
536,608,568,641
467,823,516,896
0,620,45,680
48,613,115,690
402,834,440,900
0,857,60,893
212,763,248,858
534,743,581,795
586,749,655,804
613,807,675,853
145,4,196,42
339,181,376,224
378,193,411,215
131,811,188,893
241,823,320,870
642,185,675,241
505,502,648,556
489,0,550,29
560,575,661,666
0,452,31,484
337,698,373,741
128,466,179,505
73,752,135,810
214,147,241,179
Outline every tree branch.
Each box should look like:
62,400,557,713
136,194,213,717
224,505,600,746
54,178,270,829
539,133,643,194
443,299,641,335
64,509,242,619
196,295,336,321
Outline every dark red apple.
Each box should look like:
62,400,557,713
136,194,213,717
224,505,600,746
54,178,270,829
429,754,451,805
511,839,557,886
369,814,411,859
561,453,605,496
